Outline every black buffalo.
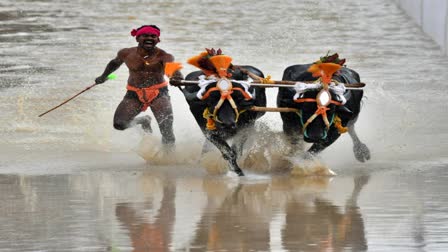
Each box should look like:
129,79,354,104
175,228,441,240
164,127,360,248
277,64,370,162
179,66,266,176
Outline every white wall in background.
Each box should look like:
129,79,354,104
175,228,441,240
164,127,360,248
395,0,448,54
397,0,423,25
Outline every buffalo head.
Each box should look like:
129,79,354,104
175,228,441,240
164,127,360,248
197,77,255,133
289,83,352,142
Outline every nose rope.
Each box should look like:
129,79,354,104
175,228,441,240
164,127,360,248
302,106,330,133
294,98,342,133
201,85,253,130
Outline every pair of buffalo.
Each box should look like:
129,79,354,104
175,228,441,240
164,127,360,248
172,64,370,176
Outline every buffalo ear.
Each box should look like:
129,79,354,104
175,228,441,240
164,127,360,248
336,105,353,120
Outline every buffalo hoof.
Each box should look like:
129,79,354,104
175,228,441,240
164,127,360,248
354,143,370,162
235,168,245,176
303,151,316,160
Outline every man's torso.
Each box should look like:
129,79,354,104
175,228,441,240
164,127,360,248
121,47,167,88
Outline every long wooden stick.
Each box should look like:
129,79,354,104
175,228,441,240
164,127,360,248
233,65,365,87
248,83,364,89
232,65,264,82
250,80,365,88
38,83,98,117
169,79,365,89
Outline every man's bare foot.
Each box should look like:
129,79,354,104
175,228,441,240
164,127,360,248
138,115,152,133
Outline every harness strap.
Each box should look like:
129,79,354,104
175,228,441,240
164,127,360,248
294,98,342,106
200,85,253,130
294,98,318,103
126,82,168,111
201,87,220,100
302,106,330,132
231,88,252,100
293,97,342,133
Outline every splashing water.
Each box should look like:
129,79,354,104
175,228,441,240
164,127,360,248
136,134,202,165
241,125,337,176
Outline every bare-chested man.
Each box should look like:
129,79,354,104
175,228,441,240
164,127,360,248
95,25,182,148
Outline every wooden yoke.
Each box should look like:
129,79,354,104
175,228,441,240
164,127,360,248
250,106,299,113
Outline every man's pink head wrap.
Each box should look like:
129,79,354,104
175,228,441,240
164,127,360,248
130,26,160,37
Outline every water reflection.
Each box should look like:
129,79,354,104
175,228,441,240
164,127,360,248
2,164,447,251
115,187,175,252
113,173,370,251
280,175,369,251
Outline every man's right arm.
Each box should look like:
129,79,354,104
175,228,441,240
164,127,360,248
95,54,125,84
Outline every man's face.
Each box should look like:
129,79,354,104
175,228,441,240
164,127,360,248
137,33,160,50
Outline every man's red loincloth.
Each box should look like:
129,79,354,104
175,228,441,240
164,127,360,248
126,81,168,111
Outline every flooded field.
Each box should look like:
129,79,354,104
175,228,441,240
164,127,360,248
1,0,448,251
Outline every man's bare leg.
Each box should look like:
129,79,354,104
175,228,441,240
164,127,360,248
113,95,151,132
150,95,175,148
133,115,152,133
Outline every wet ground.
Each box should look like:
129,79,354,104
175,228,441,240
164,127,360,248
2,150,448,251
1,0,448,251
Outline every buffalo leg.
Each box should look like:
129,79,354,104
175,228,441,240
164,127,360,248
281,112,303,155
307,128,341,157
348,125,370,162
207,134,245,176
231,128,250,158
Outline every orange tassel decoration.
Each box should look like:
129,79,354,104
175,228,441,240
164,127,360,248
187,49,232,77
187,55,204,69
164,62,183,78
307,62,342,84
209,55,233,78
206,117,216,130
334,115,348,134
187,53,216,76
